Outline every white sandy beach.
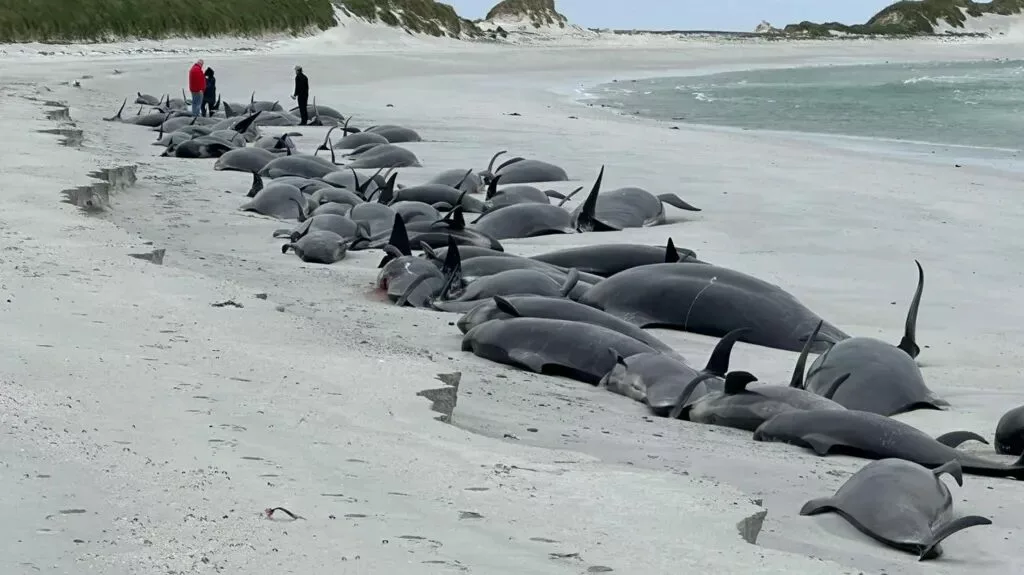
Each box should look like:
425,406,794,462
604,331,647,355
2,15,1024,574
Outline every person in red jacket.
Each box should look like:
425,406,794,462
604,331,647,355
188,59,206,116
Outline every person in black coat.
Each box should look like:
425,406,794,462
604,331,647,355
291,65,309,125
201,67,217,117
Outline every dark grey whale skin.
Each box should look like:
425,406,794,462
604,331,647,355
800,458,992,560
580,262,849,354
753,409,1024,480
461,317,657,385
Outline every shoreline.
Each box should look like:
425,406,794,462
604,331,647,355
3,30,1024,574
568,56,1024,173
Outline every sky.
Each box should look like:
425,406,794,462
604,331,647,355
447,0,898,32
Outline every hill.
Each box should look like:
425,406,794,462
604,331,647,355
0,0,337,43
0,0,485,43
335,0,482,38
484,0,568,29
784,0,1024,36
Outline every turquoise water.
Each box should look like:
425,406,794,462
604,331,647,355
586,60,1024,151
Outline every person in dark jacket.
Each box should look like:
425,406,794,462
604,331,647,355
201,67,217,117
291,65,309,125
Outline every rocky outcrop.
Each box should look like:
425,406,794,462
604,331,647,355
485,0,567,29
753,20,780,34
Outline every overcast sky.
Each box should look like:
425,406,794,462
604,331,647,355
447,0,896,32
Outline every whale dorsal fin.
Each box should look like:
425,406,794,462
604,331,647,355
388,213,411,256
485,174,502,200
703,327,751,377
665,238,679,263
434,206,466,231
572,165,619,232
437,235,465,301
789,320,823,389
723,371,758,395
897,259,924,359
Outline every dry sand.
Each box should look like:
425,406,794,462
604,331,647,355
1,19,1023,575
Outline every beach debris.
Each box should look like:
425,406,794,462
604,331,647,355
265,506,304,521
128,248,165,265
458,511,483,520
211,299,243,308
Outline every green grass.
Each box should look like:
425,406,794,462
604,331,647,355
0,0,337,43
485,0,567,28
784,0,1024,36
335,0,481,37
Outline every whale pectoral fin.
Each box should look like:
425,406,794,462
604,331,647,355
544,190,566,200
790,320,824,389
822,373,851,400
557,186,585,207
420,242,439,261
493,296,521,317
248,173,264,198
801,434,837,456
438,236,465,300
933,431,989,449
918,516,992,561
396,273,432,308
272,228,292,238
507,349,546,374
798,497,835,516
723,371,758,395
657,193,701,212
559,268,580,297
355,220,372,241
281,243,293,254
668,372,720,419
930,460,964,487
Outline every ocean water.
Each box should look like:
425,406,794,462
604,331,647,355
585,59,1024,152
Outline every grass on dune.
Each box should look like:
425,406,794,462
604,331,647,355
0,0,336,43
335,0,481,37
783,0,1024,37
